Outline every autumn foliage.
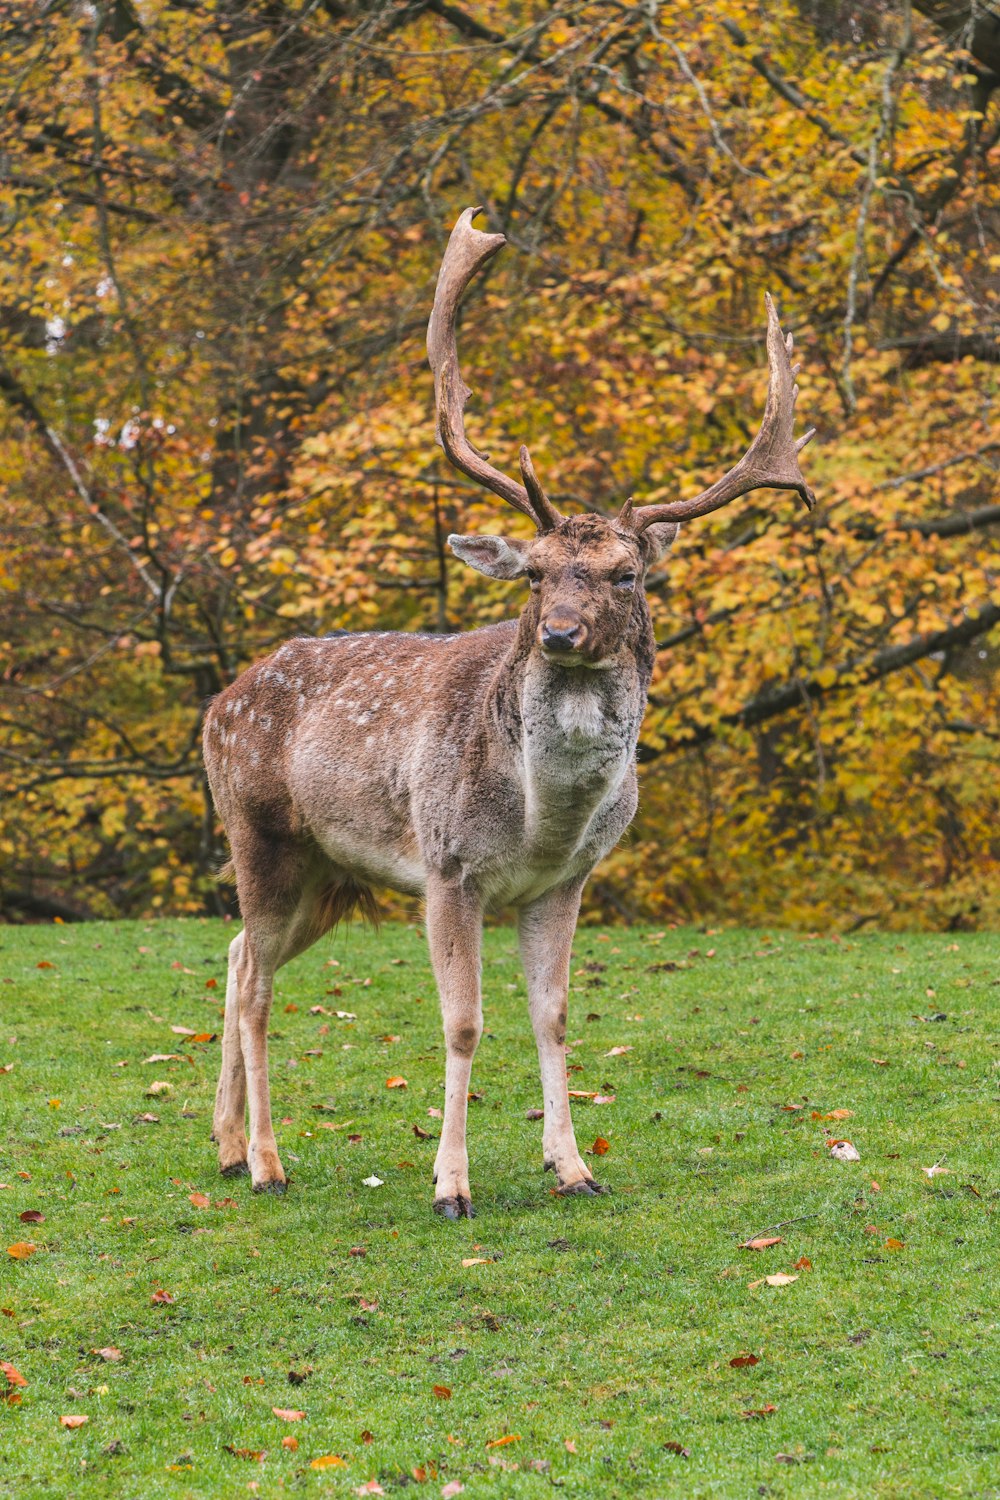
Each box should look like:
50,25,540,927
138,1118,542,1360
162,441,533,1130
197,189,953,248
1,1,998,928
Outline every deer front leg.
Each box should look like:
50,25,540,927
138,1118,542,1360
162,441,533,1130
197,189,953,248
212,930,249,1176
426,874,483,1220
519,882,606,1196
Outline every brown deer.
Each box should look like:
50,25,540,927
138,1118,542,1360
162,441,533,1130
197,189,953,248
204,207,815,1217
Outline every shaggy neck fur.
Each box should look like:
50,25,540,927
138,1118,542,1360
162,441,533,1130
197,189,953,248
487,587,655,855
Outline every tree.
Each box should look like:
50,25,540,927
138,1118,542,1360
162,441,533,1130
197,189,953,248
1,0,997,928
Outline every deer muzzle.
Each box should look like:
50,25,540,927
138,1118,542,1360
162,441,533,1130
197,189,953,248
539,611,587,657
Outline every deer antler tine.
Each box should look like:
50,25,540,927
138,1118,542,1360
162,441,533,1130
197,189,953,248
427,206,561,531
625,292,816,535
617,496,635,527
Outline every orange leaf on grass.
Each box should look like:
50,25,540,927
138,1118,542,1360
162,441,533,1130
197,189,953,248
225,1446,266,1461
36,961,55,969
386,1076,407,1089
564,1439,577,1453
729,1354,759,1368
792,1256,812,1271
281,1435,298,1451
60,1414,88,1428
485,1434,521,1448
591,1137,610,1156
272,1408,305,1421
885,1238,905,1250
6,1243,36,1260
432,1384,452,1399
151,1289,174,1304
741,1405,777,1419
310,1454,347,1469
741,1236,782,1250
93,1347,122,1362
1,1362,27,1388
189,1192,211,1208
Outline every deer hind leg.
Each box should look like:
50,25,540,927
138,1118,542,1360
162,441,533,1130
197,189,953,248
518,881,606,1197
215,843,338,1193
212,929,249,1176
426,874,483,1220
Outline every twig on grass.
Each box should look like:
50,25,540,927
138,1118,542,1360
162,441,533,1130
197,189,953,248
731,1213,819,1244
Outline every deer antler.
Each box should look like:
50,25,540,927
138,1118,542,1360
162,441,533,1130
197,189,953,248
622,294,816,535
427,206,562,531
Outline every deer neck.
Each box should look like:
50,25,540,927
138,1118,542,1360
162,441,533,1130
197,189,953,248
488,599,653,852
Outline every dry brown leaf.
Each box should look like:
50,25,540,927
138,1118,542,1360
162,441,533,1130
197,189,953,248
225,1446,266,1461
740,1405,777,1420
564,1439,577,1453
764,1273,798,1287
885,1237,905,1250
432,1384,452,1399
742,1235,782,1251
485,1434,520,1448
385,1076,407,1089
729,1354,759,1368
150,1289,174,1304
281,1435,299,1451
604,1046,632,1057
189,1192,211,1208
6,1242,36,1260
1,1361,27,1387
922,1164,951,1179
591,1137,610,1156
792,1256,812,1271
663,1441,690,1457
461,1257,490,1268
310,1454,347,1469
93,1347,122,1362
18,1210,43,1224
60,1414,88,1429
272,1408,305,1421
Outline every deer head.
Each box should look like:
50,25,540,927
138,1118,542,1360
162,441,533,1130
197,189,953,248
428,206,815,667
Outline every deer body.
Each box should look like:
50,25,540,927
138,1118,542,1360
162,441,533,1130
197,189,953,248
205,207,815,1215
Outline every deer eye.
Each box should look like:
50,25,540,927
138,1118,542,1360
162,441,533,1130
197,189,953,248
614,571,637,590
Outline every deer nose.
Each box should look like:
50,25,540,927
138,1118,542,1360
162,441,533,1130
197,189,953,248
540,614,586,653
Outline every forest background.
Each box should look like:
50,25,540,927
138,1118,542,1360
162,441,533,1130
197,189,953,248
1,0,998,931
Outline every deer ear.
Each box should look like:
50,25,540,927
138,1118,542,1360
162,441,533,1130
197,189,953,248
642,521,679,563
448,534,530,579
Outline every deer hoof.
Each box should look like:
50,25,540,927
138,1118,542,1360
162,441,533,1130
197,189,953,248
434,1195,474,1220
557,1179,608,1197
252,1177,287,1196
220,1159,250,1179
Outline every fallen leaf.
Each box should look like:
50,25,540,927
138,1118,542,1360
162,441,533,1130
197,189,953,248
6,1242,37,1260
885,1238,905,1250
591,1137,610,1156
151,1289,174,1304
792,1256,812,1271
190,1033,217,1044
310,1454,347,1469
225,1446,266,1461
567,1090,597,1100
774,1453,804,1464
206,978,218,989
593,1094,616,1104
18,1210,44,1224
1,1362,27,1388
272,1408,305,1422
525,1108,544,1120
353,1480,384,1494
764,1273,798,1287
742,1236,782,1251
412,1123,434,1139
828,1140,861,1162
145,1081,172,1096
922,1164,951,1179
662,1441,690,1457
740,1405,777,1420
362,1175,384,1188
36,961,55,969
871,1058,889,1066
385,1076,407,1089
432,1384,452,1399
281,1435,299,1451
604,1046,632,1057
94,1347,122,1362
359,1430,374,1443
142,1053,189,1064
427,1107,443,1119
729,1354,759,1368
441,1484,464,1499
485,1434,520,1448
171,1025,196,1036
564,1439,577,1453
60,1414,88,1429
189,1192,211,1208
461,1257,490,1268
965,1183,982,1198
135,1113,159,1124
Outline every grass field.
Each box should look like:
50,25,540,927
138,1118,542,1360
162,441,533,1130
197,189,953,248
0,917,997,1499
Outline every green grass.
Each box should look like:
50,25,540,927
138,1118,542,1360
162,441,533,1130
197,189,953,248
0,918,997,1499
